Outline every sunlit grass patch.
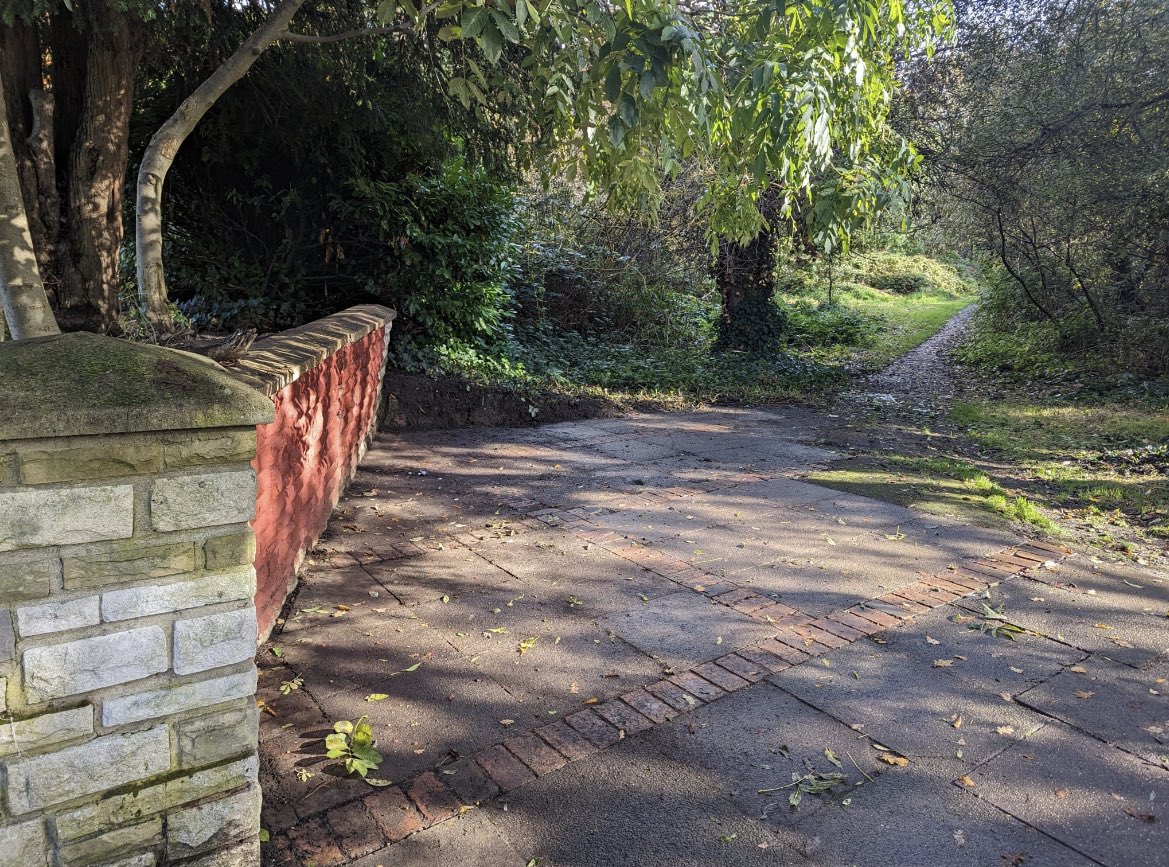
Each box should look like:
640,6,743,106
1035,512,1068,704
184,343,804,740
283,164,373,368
950,398,1169,545
809,455,1036,530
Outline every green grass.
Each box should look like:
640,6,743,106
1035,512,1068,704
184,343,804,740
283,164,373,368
809,454,1054,531
950,398,1169,543
846,294,972,369
779,252,980,371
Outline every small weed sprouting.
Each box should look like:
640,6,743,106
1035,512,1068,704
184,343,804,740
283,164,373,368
325,717,384,780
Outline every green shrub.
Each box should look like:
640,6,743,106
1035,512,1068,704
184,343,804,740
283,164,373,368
786,302,881,348
333,157,519,359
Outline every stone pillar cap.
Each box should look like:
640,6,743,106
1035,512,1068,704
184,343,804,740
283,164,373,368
0,332,276,441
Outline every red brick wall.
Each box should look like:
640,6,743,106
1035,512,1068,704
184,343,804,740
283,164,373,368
251,326,387,636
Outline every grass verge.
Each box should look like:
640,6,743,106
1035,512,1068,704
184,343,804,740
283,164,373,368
808,455,1055,531
950,399,1169,551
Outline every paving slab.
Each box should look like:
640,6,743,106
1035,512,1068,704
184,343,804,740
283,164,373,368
483,737,809,866
777,756,1095,867
472,530,676,610
348,810,528,867
969,720,1169,866
645,681,884,827
777,637,1050,776
955,570,1169,668
1016,655,1169,769
878,605,1086,694
424,597,665,714
361,545,528,608
599,589,778,670
276,611,543,784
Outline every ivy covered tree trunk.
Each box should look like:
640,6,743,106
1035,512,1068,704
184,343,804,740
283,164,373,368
54,3,141,326
715,186,786,351
1,6,141,329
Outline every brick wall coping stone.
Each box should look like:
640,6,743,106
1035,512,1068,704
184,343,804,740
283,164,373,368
226,304,396,397
0,332,275,441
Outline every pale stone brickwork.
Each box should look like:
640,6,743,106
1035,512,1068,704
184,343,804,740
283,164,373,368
0,334,274,867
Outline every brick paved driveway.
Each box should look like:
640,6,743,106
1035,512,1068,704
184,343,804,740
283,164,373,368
259,408,1168,867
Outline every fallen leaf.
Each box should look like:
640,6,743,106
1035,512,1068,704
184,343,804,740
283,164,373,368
500,719,515,726
996,726,1015,736
957,775,976,788
933,659,954,668
951,715,964,729
824,748,842,768
1123,806,1155,822
925,636,941,646
518,636,539,655
1055,788,1070,799
879,754,909,767
584,697,599,705
1074,690,1095,699
365,693,389,702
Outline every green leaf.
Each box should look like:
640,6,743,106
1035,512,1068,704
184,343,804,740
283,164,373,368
479,20,504,63
604,66,622,103
259,828,270,843
461,6,488,38
333,720,354,735
639,70,654,100
365,693,390,702
618,94,638,128
325,733,349,751
365,777,395,787
492,9,521,43
403,662,422,672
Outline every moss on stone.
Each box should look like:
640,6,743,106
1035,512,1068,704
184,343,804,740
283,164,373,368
0,333,274,441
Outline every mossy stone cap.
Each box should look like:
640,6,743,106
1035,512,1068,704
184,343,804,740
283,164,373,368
0,332,275,441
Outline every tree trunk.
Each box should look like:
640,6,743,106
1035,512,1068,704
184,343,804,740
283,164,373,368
0,21,56,278
136,0,308,328
714,187,785,351
0,64,59,339
53,4,140,327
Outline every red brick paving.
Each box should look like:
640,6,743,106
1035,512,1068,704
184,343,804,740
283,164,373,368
475,744,537,791
405,772,461,825
564,709,623,747
363,788,425,842
692,661,750,692
505,732,569,776
535,720,598,761
593,699,655,735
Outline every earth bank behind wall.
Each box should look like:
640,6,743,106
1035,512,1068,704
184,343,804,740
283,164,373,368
228,305,395,639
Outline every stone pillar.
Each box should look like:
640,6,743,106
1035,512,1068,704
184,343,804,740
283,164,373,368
0,333,275,867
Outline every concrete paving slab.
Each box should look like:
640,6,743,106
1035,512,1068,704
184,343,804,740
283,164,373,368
472,530,676,609
955,574,1169,668
348,809,528,867
970,720,1169,866
484,737,809,866
426,599,665,715
732,562,893,618
361,545,528,608
599,590,777,670
1017,655,1169,769
878,606,1086,695
778,757,1095,867
777,639,1050,776
277,615,543,784
645,682,884,827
